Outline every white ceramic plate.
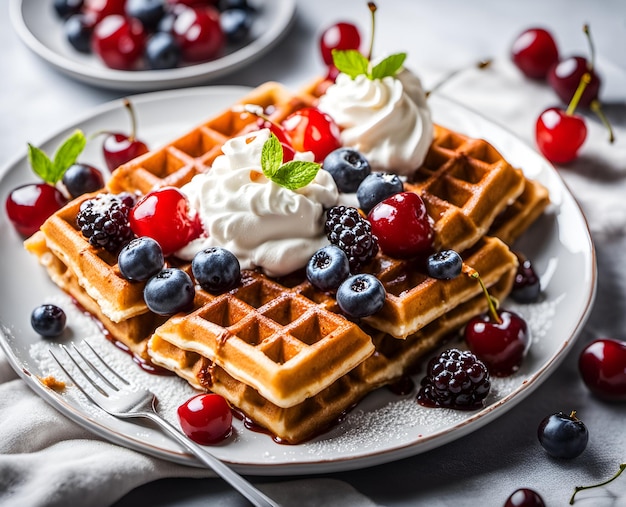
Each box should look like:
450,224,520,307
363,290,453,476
0,86,596,476
9,0,295,91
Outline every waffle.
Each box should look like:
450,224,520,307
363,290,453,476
147,258,516,444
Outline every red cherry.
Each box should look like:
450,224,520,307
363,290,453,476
129,187,202,256
535,107,587,165
254,118,295,163
579,338,626,401
5,183,68,237
83,0,126,23
465,309,530,377
91,14,146,70
547,56,601,108
281,107,341,162
319,21,361,66
504,488,545,507
103,98,149,172
177,393,232,445
511,27,559,79
367,191,433,258
172,6,225,62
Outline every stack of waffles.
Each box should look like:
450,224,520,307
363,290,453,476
25,80,550,443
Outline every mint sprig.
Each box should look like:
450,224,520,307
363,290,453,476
261,134,320,190
332,49,406,80
27,129,87,184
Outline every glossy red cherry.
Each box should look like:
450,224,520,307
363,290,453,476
504,488,545,507
254,118,295,162
177,393,232,445
548,56,601,108
465,309,530,377
172,6,225,62
536,107,587,165
281,107,341,162
5,183,68,237
511,27,559,80
91,14,146,70
367,191,433,258
319,21,361,80
83,0,126,23
102,99,149,172
129,187,202,256
579,338,626,401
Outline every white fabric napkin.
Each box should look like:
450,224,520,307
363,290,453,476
2,57,625,507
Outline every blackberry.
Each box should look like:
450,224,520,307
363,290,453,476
325,205,378,271
417,348,491,410
76,193,135,253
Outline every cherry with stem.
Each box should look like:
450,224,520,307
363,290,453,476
570,463,626,504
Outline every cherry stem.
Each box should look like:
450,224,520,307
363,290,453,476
367,2,377,62
566,73,591,116
569,463,626,504
463,264,502,324
123,98,137,142
590,100,616,143
583,24,596,72
425,59,493,98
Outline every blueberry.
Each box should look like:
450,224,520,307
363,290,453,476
323,148,371,193
125,0,166,30
511,257,541,303
218,0,253,11
306,245,350,292
191,247,241,294
145,32,181,70
356,172,403,214
64,14,94,53
220,9,254,43
336,273,386,318
144,268,195,316
537,411,589,459
53,0,84,19
118,237,165,281
62,163,105,198
426,249,463,280
31,304,67,338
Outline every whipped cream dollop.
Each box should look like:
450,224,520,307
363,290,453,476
176,128,339,277
317,68,433,176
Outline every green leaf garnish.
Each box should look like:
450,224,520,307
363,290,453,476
370,52,407,79
332,49,370,79
261,133,320,190
28,129,87,184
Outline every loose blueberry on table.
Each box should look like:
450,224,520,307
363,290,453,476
578,338,626,401
464,268,530,377
177,393,233,445
537,411,588,459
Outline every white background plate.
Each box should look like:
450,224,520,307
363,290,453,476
9,0,295,91
0,86,596,476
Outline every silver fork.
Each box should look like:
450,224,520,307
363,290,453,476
50,341,281,507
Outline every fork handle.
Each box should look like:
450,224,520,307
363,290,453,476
142,412,282,507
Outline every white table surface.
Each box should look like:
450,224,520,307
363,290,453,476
2,1,626,506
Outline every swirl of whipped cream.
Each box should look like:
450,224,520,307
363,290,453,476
176,129,339,277
317,69,433,176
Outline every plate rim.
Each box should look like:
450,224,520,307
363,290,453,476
0,86,598,475
9,0,296,91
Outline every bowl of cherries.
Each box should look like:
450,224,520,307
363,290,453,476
11,0,296,90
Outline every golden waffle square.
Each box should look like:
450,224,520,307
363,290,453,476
107,82,316,195
147,263,516,444
153,271,375,408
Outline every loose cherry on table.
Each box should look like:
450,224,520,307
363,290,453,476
503,488,545,507
463,267,530,377
102,98,149,172
578,338,626,401
177,393,233,445
368,191,433,258
281,107,341,162
91,14,146,70
511,27,559,80
5,183,68,237
129,186,202,256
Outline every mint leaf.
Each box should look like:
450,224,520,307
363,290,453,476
261,132,282,179
51,130,87,183
370,52,407,79
27,129,87,184
332,49,369,79
270,161,320,190
260,134,320,190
